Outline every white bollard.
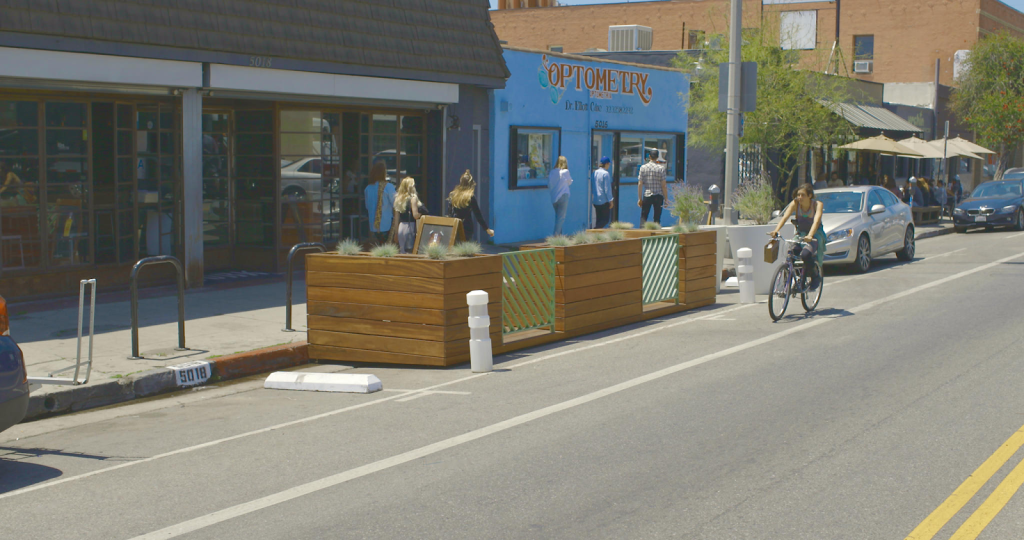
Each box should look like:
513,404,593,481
736,248,755,304
466,290,493,373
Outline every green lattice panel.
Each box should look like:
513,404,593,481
501,249,556,335
641,234,680,305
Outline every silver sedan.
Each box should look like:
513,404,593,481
773,186,916,273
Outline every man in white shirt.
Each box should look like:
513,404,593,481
592,156,613,228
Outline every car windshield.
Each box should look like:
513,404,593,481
971,181,1022,198
818,192,864,213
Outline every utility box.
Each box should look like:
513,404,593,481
608,25,653,52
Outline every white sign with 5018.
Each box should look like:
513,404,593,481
168,360,212,387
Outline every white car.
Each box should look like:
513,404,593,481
772,186,916,273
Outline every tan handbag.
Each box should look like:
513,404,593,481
764,238,780,264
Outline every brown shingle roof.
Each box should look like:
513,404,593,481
0,0,509,86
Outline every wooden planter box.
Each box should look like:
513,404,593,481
586,229,667,238
678,230,718,307
523,239,643,334
305,253,502,367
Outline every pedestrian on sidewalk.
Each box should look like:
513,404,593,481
883,176,901,198
447,169,494,241
592,156,614,228
364,160,396,245
638,149,668,224
934,179,948,216
549,156,572,235
393,177,423,253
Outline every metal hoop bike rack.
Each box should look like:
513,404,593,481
27,279,96,386
284,242,327,332
129,255,187,359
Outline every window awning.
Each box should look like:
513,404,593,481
820,101,923,134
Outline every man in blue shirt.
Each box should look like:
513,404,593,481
364,160,396,244
592,156,614,228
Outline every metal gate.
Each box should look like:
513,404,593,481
641,234,680,305
501,249,556,335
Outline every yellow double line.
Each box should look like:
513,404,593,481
906,423,1024,539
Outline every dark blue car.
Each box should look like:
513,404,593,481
0,295,28,433
953,179,1024,233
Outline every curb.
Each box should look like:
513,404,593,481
915,226,955,241
24,342,309,421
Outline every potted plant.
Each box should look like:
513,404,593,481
726,176,794,295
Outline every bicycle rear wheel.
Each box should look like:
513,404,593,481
768,264,792,321
801,262,823,311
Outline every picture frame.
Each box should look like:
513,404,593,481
413,216,465,254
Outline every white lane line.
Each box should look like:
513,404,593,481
923,248,966,260
395,391,472,403
130,248,1024,540
1007,231,1024,239
382,389,471,395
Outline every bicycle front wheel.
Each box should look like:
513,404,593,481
768,264,792,321
801,262,823,312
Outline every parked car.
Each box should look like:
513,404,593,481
952,179,1024,233
0,294,28,434
1003,168,1024,181
770,186,915,273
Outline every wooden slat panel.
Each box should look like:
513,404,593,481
681,243,716,258
309,344,455,367
306,301,500,326
555,290,640,318
306,254,443,278
443,272,503,294
683,288,716,304
557,303,643,332
308,287,444,309
307,272,444,294
444,287,502,310
681,298,716,310
560,240,642,262
557,279,642,304
557,266,642,290
555,253,640,276
310,329,447,357
678,231,716,246
308,316,445,341
679,276,716,293
443,255,503,278
681,265,717,281
680,254,716,270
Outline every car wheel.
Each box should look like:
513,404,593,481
896,227,915,261
1015,209,1024,231
955,226,968,234
853,235,871,273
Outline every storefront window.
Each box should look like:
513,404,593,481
619,133,677,183
0,101,42,269
46,102,90,266
203,112,231,246
280,109,323,246
137,104,178,258
235,110,274,247
509,127,560,189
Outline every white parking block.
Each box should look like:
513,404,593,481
264,372,383,393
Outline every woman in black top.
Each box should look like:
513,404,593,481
392,176,423,253
447,170,494,240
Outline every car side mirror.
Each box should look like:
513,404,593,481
771,210,781,219
869,204,886,215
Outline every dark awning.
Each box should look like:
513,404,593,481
821,101,923,134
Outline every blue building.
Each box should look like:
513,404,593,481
489,48,690,244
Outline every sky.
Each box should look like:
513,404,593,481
489,0,1024,12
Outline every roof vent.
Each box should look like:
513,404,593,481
608,25,653,52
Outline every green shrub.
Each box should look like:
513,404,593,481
672,223,700,233
734,175,779,225
605,229,625,241
425,243,450,260
591,232,610,242
571,231,598,244
335,238,361,256
642,221,661,230
451,241,482,257
546,235,572,247
609,221,634,229
670,184,708,229
370,243,399,258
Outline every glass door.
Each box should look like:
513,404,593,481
202,111,231,268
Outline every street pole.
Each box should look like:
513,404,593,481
722,0,742,225
941,120,949,184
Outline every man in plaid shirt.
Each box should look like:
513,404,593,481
637,149,668,224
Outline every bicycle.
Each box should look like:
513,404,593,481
767,235,824,321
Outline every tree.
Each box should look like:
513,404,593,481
951,32,1024,180
675,27,856,200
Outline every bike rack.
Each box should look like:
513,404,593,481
27,279,96,387
283,242,327,332
129,256,187,359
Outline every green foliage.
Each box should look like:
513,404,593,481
370,243,399,258
642,221,661,230
951,32,1024,179
605,229,626,241
609,221,634,229
672,223,700,233
571,231,599,244
733,175,778,225
675,25,855,196
425,243,450,260
591,232,610,242
670,184,708,227
335,238,361,256
451,241,482,257
546,235,572,247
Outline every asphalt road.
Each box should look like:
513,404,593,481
3,229,1024,539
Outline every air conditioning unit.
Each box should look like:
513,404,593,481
853,60,873,74
608,25,653,52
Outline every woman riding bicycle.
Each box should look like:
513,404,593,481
769,183,826,291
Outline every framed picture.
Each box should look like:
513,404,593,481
413,216,465,254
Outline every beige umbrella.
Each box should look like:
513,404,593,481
949,136,995,155
928,139,982,160
897,136,946,159
838,135,924,157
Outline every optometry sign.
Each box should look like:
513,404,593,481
539,55,653,106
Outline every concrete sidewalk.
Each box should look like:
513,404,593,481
13,276,310,420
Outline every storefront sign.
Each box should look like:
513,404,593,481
539,55,653,106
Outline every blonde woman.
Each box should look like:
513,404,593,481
447,170,493,240
548,156,572,235
392,177,423,253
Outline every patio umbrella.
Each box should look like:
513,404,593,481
838,135,924,157
928,139,982,160
949,136,995,155
897,136,946,159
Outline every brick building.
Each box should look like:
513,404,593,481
491,0,1024,87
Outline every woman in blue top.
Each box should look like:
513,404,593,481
769,183,826,290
